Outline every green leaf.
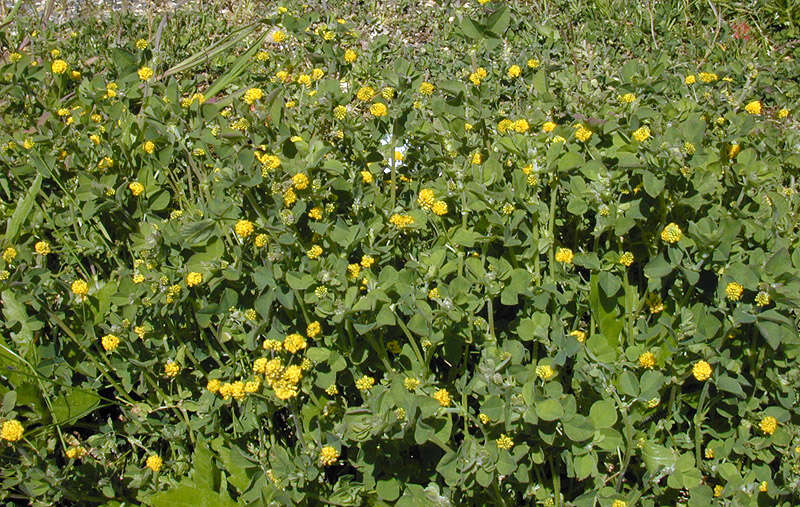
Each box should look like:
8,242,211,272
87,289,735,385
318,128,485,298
377,479,401,501
589,400,617,428
535,399,563,421
51,388,100,424
5,173,40,244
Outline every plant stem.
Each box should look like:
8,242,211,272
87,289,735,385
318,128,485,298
694,381,710,467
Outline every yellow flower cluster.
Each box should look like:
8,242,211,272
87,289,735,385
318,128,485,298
164,360,180,377
370,102,388,117
129,182,144,196
51,59,68,74
243,87,263,105
632,126,651,142
507,65,521,78
1,419,24,442
186,272,203,287
389,214,415,228
469,67,488,85
235,219,255,238
619,93,636,103
292,173,309,190
138,66,154,81
344,49,357,63
638,351,656,369
307,244,323,259
555,247,574,264
355,375,375,391
542,121,557,133
71,279,89,297
698,72,718,83
569,330,586,343
2,247,16,263
101,334,120,352
319,446,339,466
725,282,743,301
759,415,778,435
419,81,435,95
660,222,682,243
496,434,514,450
536,364,555,380
307,321,322,338
404,377,420,391
284,333,307,353
574,125,592,142
692,360,712,381
616,251,633,267
146,454,162,472
744,100,761,115
433,389,451,407
255,151,281,173
35,241,50,255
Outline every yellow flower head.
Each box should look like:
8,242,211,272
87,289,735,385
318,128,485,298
759,415,778,435
632,126,651,142
542,121,557,133
344,49,357,63
307,244,323,259
1,419,24,442
164,360,180,377
243,87,263,105
34,241,51,255
71,279,89,296
2,247,17,263
536,364,555,380
137,66,154,81
101,334,120,352
569,330,586,343
744,100,762,115
418,188,435,209
271,30,286,43
513,119,529,133
507,65,521,78
292,173,309,190
555,247,574,264
283,333,307,353
143,140,155,154
496,434,514,450
369,102,388,117
692,360,712,381
433,388,451,407
660,222,682,243
619,93,636,103
136,38,148,50
319,446,339,466
527,58,539,68
186,272,203,287
206,379,221,393
307,321,322,338
638,351,656,369
146,454,163,472
725,282,744,301
235,219,255,238
404,377,420,391
129,182,145,196
619,251,634,266
432,200,448,216
575,125,592,142
51,59,68,74
419,81,435,95
356,375,375,391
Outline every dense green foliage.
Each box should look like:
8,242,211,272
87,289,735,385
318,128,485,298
1,1,800,505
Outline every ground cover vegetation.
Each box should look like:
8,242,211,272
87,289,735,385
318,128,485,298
1,0,800,505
